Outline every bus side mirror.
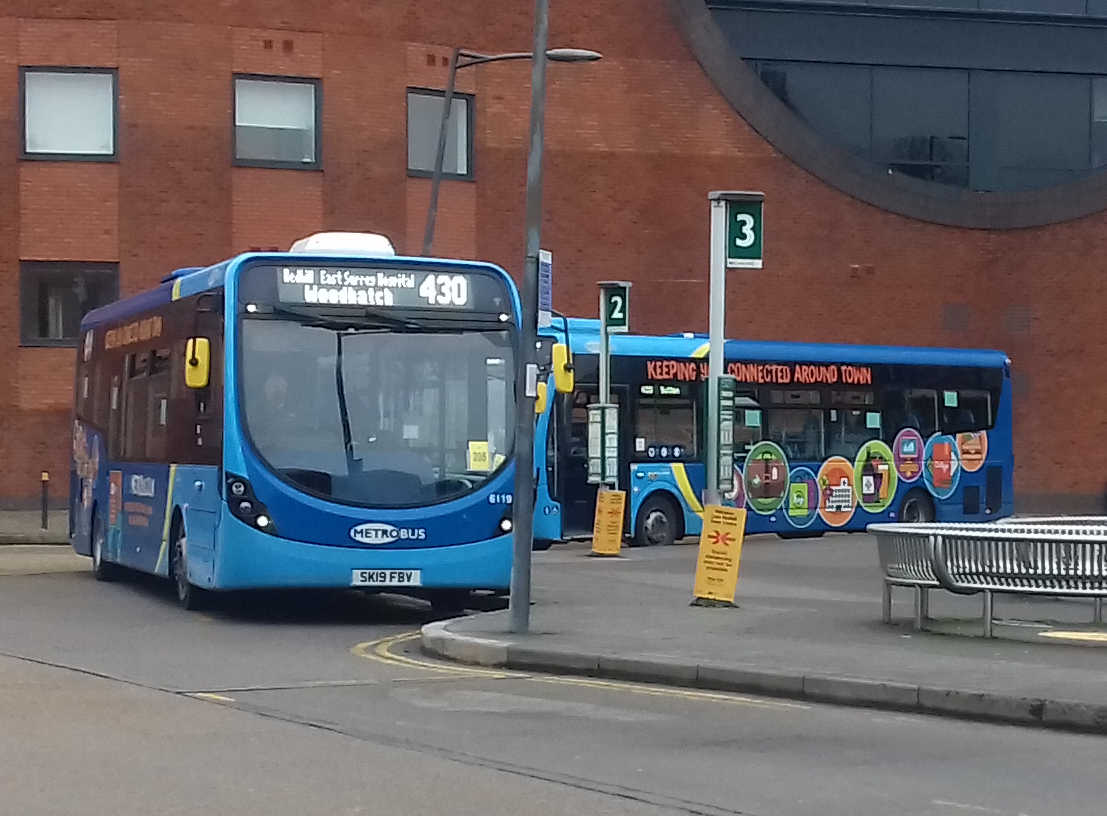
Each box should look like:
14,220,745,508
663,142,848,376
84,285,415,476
185,338,210,389
552,343,574,394
534,382,549,415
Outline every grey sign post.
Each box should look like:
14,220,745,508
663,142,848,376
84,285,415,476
706,191,763,506
588,281,630,487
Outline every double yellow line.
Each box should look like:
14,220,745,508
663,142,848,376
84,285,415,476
352,632,805,711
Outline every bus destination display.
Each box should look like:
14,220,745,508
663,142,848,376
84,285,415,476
275,265,493,311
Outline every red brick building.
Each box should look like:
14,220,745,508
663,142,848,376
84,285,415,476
2,1,1102,510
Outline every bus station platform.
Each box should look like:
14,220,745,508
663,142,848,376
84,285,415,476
422,533,1107,733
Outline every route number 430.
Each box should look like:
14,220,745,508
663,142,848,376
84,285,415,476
419,274,469,307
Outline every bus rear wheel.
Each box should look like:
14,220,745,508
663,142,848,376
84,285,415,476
170,520,204,611
634,493,681,547
91,512,118,581
899,490,935,524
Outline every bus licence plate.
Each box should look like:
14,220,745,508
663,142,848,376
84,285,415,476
351,569,422,587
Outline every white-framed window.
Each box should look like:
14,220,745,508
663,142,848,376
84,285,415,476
407,88,473,178
22,68,117,159
234,75,320,168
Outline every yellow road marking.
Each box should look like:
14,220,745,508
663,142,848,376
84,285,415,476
1038,630,1107,643
190,692,235,703
353,632,805,711
350,634,519,679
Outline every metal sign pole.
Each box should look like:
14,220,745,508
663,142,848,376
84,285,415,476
705,197,727,507
599,286,610,406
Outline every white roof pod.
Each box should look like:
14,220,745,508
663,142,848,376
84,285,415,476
288,232,396,257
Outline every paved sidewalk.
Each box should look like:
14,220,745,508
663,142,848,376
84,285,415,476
0,511,69,544
423,534,1107,733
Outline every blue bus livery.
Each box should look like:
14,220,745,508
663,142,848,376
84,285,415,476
71,233,520,609
534,319,1013,547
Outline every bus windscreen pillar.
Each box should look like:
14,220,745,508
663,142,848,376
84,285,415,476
706,191,763,506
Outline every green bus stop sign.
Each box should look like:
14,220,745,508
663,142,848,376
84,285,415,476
726,198,763,269
600,282,630,333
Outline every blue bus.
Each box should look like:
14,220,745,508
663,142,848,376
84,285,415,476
534,319,1013,547
71,233,522,609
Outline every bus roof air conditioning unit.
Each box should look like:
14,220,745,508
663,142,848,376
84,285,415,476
289,232,396,257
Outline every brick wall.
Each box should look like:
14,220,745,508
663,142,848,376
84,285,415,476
0,1,1100,509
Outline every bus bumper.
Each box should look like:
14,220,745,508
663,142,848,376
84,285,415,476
213,513,513,591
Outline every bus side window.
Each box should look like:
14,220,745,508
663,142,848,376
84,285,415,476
903,388,938,438
145,348,170,461
735,394,762,455
942,389,993,433
109,373,122,459
763,389,822,461
122,352,149,460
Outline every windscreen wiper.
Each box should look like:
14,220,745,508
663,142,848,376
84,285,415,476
265,304,421,331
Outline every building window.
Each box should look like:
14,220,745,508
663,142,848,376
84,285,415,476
234,75,320,168
20,262,118,347
21,68,117,159
407,88,473,178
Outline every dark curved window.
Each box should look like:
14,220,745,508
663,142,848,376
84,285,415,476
716,1,1107,191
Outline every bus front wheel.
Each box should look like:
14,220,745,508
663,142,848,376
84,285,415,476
634,493,682,547
170,518,204,611
899,490,935,524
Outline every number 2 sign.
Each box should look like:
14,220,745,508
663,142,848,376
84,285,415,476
600,282,630,334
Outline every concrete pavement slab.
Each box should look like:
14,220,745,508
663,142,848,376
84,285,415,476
421,534,1107,733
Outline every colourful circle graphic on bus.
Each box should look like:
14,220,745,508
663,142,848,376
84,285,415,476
817,456,856,527
924,433,961,499
957,431,988,473
892,428,925,483
853,440,898,515
723,464,746,510
744,441,789,515
785,466,819,528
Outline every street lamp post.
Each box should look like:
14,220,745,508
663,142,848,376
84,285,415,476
416,25,599,634
420,46,601,257
508,0,552,635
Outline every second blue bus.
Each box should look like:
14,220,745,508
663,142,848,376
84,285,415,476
534,319,1013,547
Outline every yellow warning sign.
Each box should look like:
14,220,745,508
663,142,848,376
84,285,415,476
591,489,626,556
467,440,490,472
692,505,747,604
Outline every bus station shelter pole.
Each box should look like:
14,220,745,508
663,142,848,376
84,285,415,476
706,191,764,507
705,197,728,507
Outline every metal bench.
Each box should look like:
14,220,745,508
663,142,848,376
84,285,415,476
871,519,1107,637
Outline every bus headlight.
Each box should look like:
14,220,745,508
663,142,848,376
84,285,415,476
499,517,513,533
225,474,278,535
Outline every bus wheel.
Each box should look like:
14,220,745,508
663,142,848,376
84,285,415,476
634,494,681,547
170,520,204,611
899,490,935,524
91,512,118,581
430,590,470,616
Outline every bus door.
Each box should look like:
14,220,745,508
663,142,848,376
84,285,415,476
558,384,628,537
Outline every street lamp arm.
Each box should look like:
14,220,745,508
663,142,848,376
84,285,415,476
421,42,603,257
458,48,603,68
